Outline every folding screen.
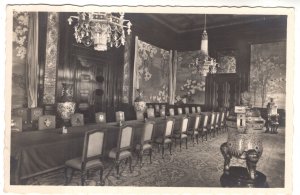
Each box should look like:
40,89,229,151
133,38,171,103
250,41,286,109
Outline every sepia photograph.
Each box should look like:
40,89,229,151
3,3,295,194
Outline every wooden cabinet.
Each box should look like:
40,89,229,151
205,73,241,111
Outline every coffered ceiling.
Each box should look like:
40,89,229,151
145,14,281,34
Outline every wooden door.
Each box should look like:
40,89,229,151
72,47,108,122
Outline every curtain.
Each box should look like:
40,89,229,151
132,36,139,103
169,50,177,104
26,13,39,108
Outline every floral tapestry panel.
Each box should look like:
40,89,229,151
43,12,59,104
122,34,132,103
250,42,286,109
12,12,29,109
135,39,170,103
217,50,236,73
175,51,206,104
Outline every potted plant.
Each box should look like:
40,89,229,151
134,89,147,120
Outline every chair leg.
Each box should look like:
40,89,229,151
196,134,199,144
169,143,172,155
179,139,182,151
192,135,195,146
99,168,104,186
64,167,73,185
129,156,133,173
162,144,165,159
185,138,188,149
139,151,143,168
115,160,120,179
149,148,152,164
81,171,86,186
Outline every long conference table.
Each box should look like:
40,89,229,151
11,114,199,185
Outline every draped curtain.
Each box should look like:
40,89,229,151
26,12,39,108
169,50,177,104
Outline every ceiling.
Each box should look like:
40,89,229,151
145,14,280,34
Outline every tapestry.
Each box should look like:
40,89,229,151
43,12,59,104
175,51,206,104
217,50,236,73
134,39,171,103
122,34,132,103
12,12,29,109
250,42,286,109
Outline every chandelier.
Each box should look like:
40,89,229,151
68,12,132,51
193,14,218,76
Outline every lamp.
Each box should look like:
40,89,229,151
193,14,218,76
68,12,132,51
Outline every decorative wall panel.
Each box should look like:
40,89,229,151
134,39,171,103
12,12,29,109
43,12,59,104
122,34,133,103
217,50,236,73
250,41,286,109
175,51,206,104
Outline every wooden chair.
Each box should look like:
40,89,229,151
200,114,209,141
214,112,220,135
177,108,183,115
147,108,155,118
95,112,106,123
187,114,201,146
207,112,216,138
71,113,84,126
115,111,125,122
135,121,155,167
108,125,134,179
173,116,189,151
197,106,201,113
154,118,175,159
160,108,166,117
191,107,196,113
185,107,190,115
219,111,226,133
169,108,175,116
65,129,106,186
38,115,56,130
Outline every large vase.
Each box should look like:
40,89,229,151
57,102,76,121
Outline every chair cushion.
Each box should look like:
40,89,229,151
173,133,187,139
187,130,199,135
108,148,132,159
136,143,152,151
65,157,103,170
155,137,172,144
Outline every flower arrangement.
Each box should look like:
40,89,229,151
175,79,205,104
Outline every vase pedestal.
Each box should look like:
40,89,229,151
220,166,268,188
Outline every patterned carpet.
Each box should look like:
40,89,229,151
25,128,285,187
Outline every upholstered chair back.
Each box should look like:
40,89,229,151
210,113,215,126
169,108,175,116
160,108,166,117
177,108,183,115
185,107,190,114
194,115,201,129
191,107,196,113
147,108,155,118
38,115,56,130
215,112,220,127
197,106,201,113
95,112,106,123
143,122,155,143
221,112,225,125
181,117,189,133
119,126,133,149
11,116,22,132
165,119,174,137
82,130,105,162
71,113,84,126
203,115,209,128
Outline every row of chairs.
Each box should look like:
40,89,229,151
64,111,229,186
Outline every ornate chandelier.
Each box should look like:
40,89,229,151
68,12,132,51
194,14,218,76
